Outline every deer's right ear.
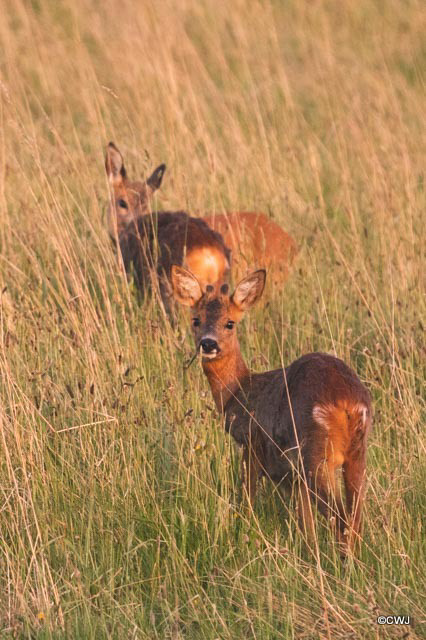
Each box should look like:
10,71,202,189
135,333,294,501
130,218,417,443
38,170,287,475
171,265,203,307
147,163,166,192
105,142,126,186
231,269,266,312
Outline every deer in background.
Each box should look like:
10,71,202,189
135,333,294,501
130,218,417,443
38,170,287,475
171,266,372,555
203,212,298,285
105,142,231,314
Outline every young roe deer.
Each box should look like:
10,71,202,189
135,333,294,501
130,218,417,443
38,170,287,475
171,266,372,555
203,212,297,285
105,142,231,313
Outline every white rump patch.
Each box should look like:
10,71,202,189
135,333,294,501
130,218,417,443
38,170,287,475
312,404,333,430
313,402,369,431
352,403,369,428
201,248,218,269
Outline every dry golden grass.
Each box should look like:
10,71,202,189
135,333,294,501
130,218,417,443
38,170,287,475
0,0,425,638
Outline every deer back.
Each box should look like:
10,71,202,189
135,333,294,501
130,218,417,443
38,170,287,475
203,212,297,284
224,352,372,483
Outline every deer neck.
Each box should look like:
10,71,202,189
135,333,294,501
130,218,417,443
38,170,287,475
202,344,250,413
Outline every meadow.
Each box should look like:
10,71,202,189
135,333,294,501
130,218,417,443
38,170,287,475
0,0,425,637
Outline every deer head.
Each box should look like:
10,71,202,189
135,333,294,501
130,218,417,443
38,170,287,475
171,265,266,361
105,142,166,239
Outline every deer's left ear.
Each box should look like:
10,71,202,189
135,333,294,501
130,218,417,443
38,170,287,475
105,142,126,186
171,265,203,307
231,269,266,312
147,163,166,192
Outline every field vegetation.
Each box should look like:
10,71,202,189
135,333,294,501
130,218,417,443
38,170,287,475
0,0,425,637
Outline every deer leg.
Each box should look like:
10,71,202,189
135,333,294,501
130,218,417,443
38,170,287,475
343,453,366,553
241,444,260,506
159,275,176,322
315,462,351,555
297,480,316,544
300,460,349,554
241,425,262,506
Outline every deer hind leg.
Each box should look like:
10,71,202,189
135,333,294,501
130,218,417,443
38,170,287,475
311,404,355,554
343,453,366,553
297,479,316,544
313,461,349,555
296,464,345,551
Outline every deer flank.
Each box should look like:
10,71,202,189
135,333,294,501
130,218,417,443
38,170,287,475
203,212,297,284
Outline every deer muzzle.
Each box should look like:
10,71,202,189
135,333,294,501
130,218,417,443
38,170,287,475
199,337,220,358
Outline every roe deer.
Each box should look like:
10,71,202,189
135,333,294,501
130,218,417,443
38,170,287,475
105,142,231,314
171,266,372,555
203,212,297,285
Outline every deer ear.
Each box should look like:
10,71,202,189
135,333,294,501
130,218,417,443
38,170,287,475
147,163,166,192
105,142,126,186
232,269,266,311
171,265,203,307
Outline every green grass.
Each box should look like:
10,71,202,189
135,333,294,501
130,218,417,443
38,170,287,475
0,0,425,637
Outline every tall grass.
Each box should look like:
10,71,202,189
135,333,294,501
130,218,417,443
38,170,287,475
0,0,425,637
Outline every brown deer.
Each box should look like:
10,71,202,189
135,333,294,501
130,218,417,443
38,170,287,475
171,266,372,555
203,212,297,285
105,142,231,313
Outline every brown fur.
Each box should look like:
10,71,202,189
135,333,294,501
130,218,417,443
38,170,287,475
203,212,298,284
171,266,372,556
105,143,231,313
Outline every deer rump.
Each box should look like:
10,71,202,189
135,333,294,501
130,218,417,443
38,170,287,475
224,352,372,485
119,211,231,301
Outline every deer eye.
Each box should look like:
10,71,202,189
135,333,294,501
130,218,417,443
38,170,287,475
118,199,128,209
225,320,234,330
192,318,201,327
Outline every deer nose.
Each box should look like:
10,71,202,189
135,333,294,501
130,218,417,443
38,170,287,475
200,338,219,354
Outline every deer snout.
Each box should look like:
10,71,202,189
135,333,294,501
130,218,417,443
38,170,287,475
200,337,220,356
